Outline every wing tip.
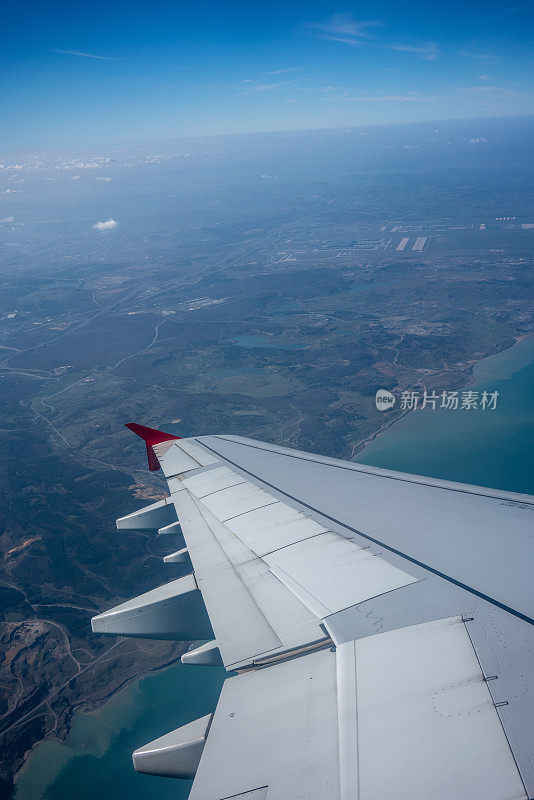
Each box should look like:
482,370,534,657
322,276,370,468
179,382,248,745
125,422,182,471
125,422,182,445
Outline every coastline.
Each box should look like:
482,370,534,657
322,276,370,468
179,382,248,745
353,333,534,494
351,333,531,459
10,648,186,798
14,660,226,800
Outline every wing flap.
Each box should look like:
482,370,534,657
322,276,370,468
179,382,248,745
171,487,285,665
353,617,527,800
172,486,326,668
185,617,526,800
188,645,340,800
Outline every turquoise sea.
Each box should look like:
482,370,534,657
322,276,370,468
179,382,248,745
357,335,534,495
14,336,534,799
14,663,225,800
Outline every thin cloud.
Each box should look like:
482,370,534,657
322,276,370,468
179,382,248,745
264,67,304,75
306,14,438,59
460,50,499,60
51,49,121,61
461,85,514,93
388,42,438,60
307,13,380,45
92,218,118,231
352,93,437,103
242,81,295,94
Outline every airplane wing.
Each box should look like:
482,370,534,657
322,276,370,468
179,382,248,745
92,429,534,800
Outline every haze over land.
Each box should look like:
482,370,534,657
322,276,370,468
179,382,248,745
0,118,533,796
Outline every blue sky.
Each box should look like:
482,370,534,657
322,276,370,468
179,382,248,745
2,0,533,150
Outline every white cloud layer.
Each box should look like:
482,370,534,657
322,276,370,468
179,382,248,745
92,218,118,231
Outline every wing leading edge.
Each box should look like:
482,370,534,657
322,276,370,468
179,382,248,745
91,431,534,799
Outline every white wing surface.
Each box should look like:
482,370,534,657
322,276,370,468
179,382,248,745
92,430,534,799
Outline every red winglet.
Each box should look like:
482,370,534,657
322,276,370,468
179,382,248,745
125,422,182,445
125,423,182,471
